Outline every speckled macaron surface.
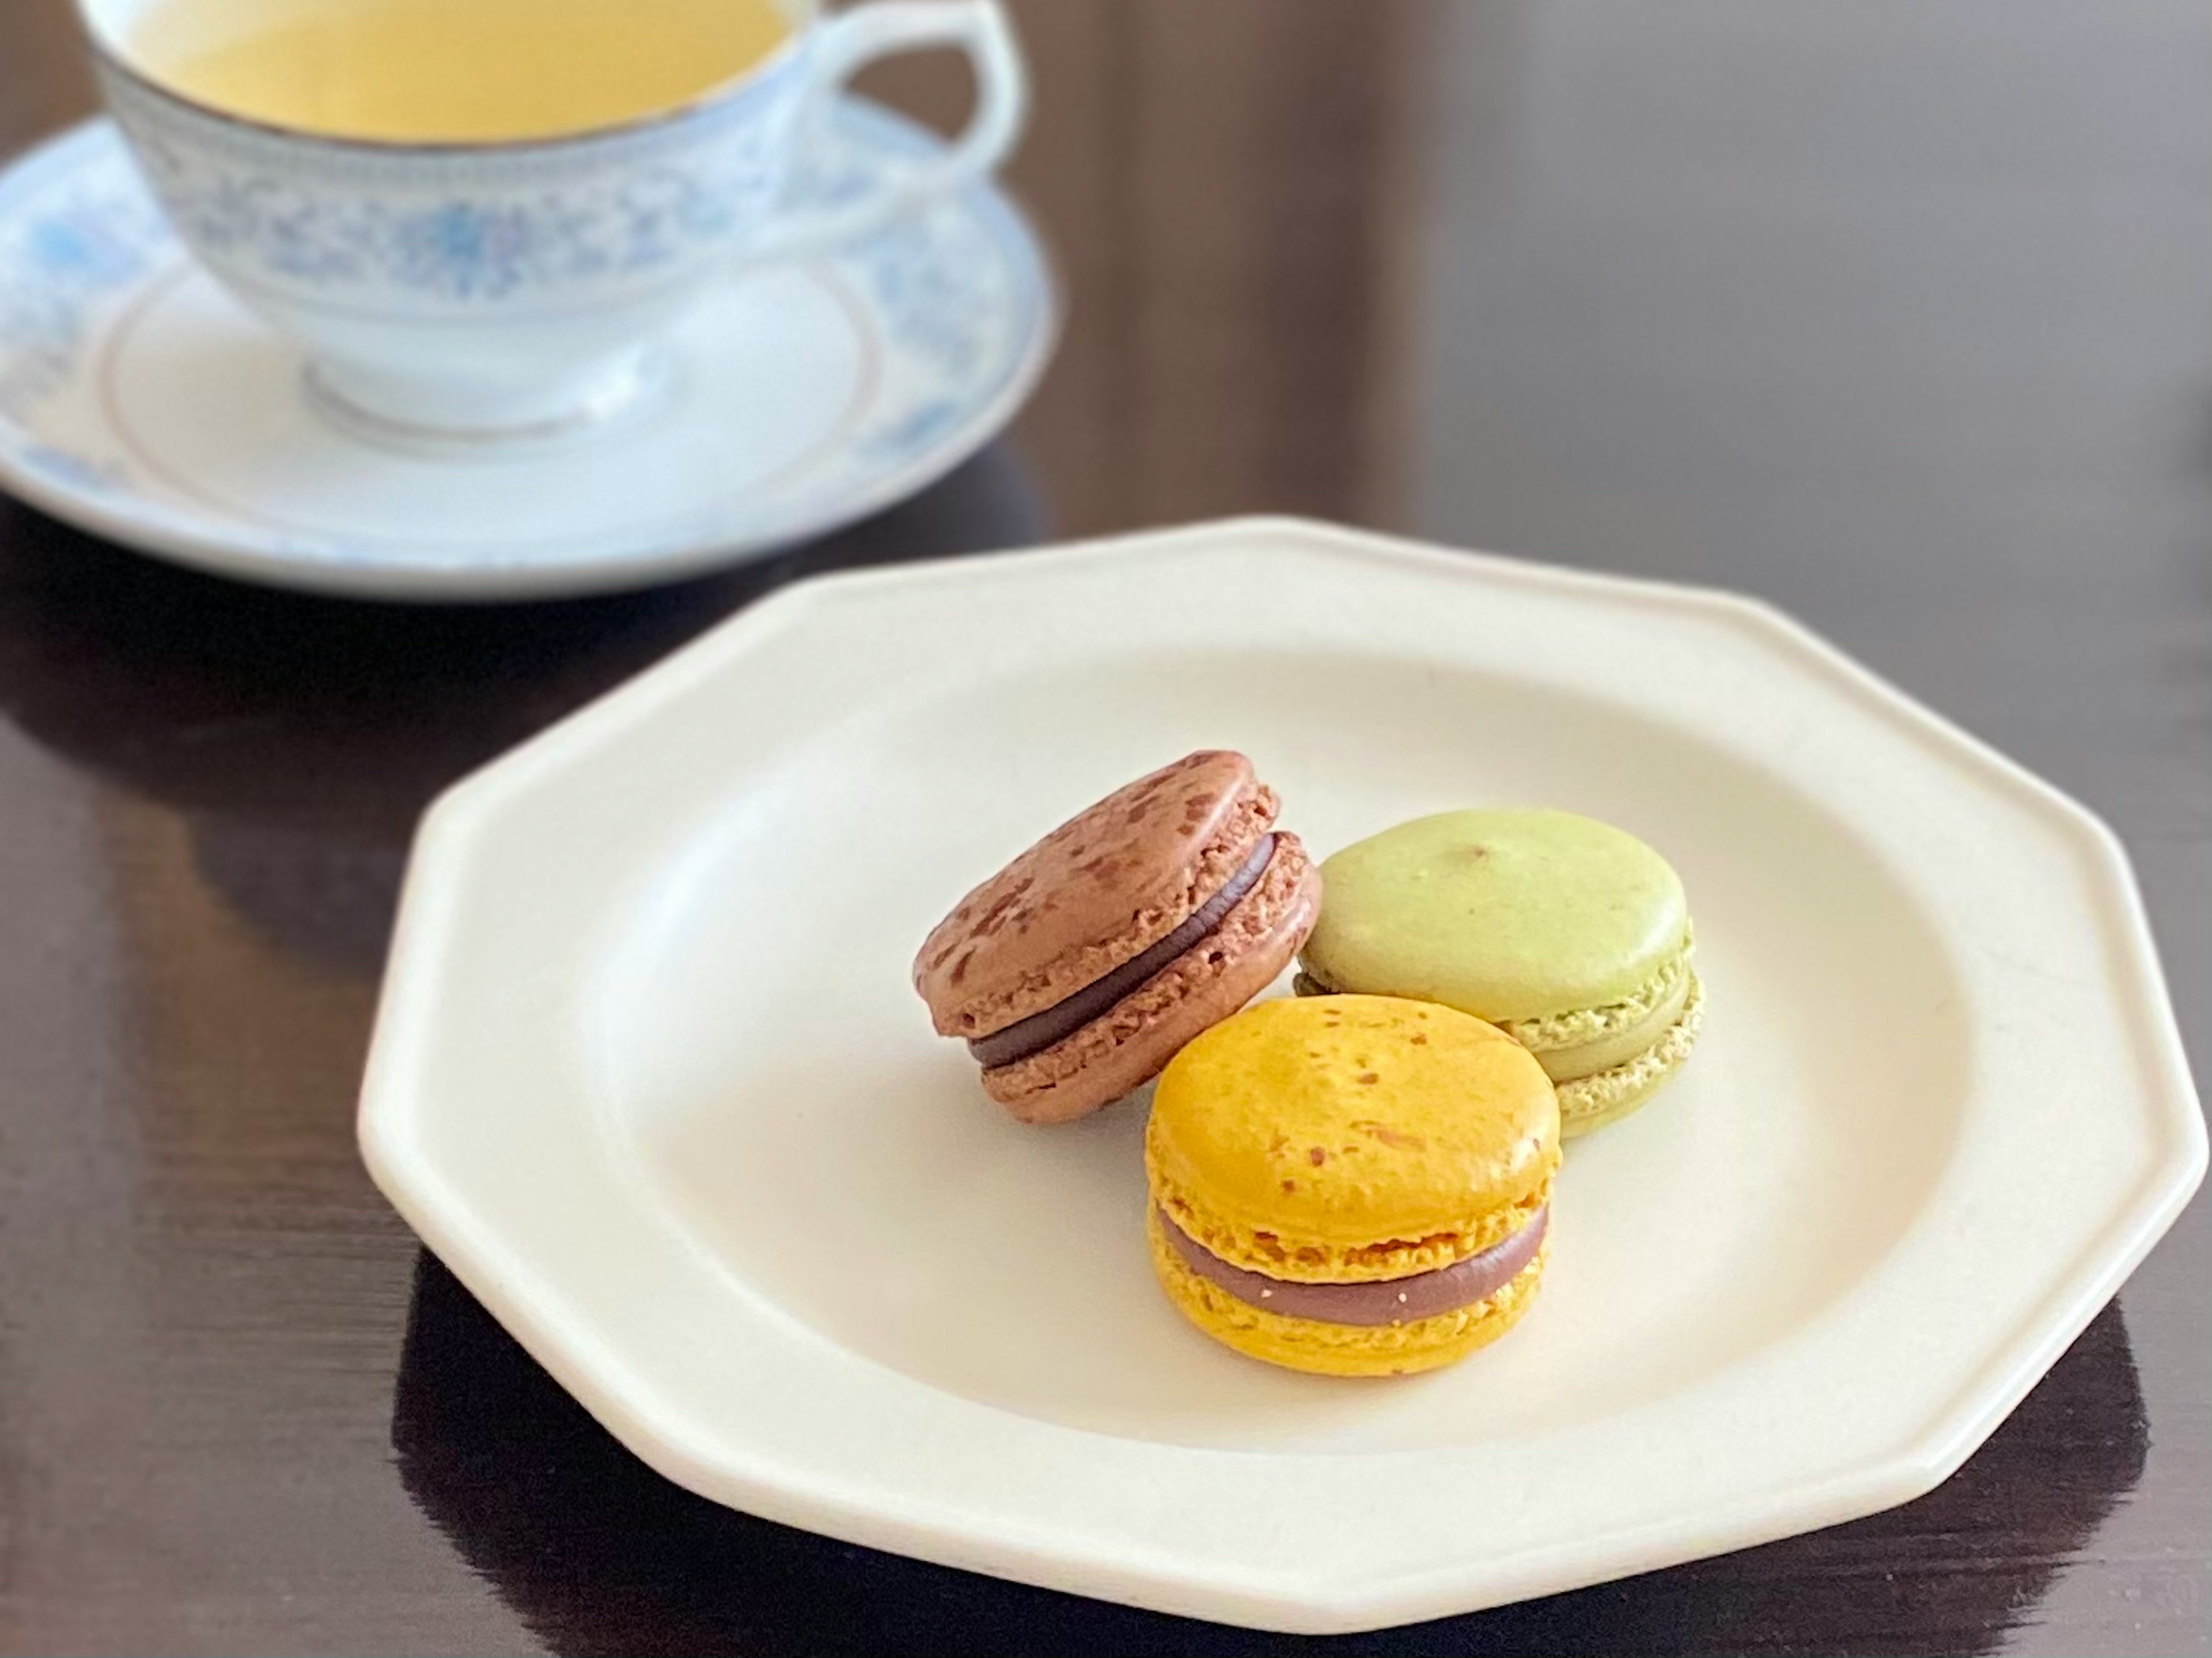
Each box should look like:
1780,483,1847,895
914,750,1320,1124
1299,809,1704,1135
1147,995,1559,1376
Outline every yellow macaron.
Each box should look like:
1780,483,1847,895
1146,995,1560,1376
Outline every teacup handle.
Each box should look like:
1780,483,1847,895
756,0,1027,259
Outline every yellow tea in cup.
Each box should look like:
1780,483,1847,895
128,0,794,143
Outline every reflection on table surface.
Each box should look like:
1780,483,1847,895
392,1249,2149,1658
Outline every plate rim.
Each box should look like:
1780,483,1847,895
357,515,2207,1632
0,109,1062,602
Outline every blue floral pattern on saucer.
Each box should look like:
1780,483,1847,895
0,102,1056,600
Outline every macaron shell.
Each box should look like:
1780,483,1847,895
914,751,1276,1037
982,834,1321,1125
1150,1207,1549,1376
1555,970,1705,1135
1301,809,1688,1020
1148,995,1558,1281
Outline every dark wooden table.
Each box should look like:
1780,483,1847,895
2,2,2206,1653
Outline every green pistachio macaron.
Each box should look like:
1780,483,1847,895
1297,809,1703,1136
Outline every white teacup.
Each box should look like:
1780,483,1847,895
77,0,1026,447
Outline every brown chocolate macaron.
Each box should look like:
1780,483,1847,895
914,750,1322,1124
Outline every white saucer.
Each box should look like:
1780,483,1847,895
0,107,1056,600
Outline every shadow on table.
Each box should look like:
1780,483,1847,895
391,1249,2147,1658
0,444,1047,972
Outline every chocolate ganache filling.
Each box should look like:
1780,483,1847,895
969,834,1278,1069
1160,1205,1548,1326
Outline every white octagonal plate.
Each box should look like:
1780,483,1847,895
359,516,2204,1633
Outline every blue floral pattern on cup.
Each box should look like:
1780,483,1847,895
97,61,795,308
